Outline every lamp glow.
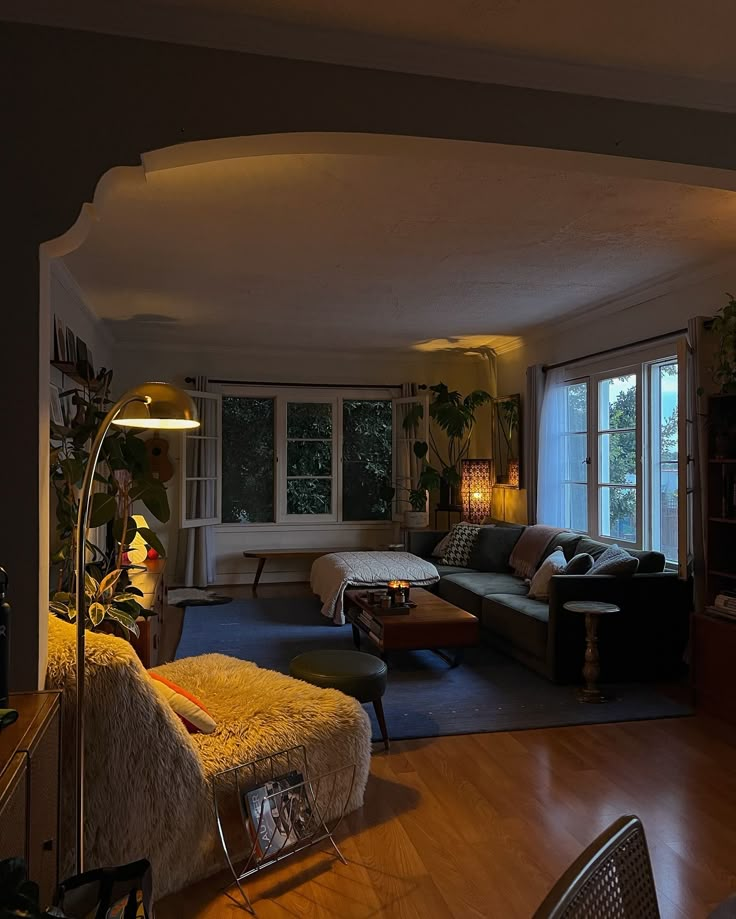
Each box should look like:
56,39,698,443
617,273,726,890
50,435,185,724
73,382,198,873
461,458,493,524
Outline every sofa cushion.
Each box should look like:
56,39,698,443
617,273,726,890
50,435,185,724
575,536,664,573
437,575,484,616
564,552,594,575
539,531,582,563
588,544,639,576
434,563,471,577
481,594,550,661
528,548,567,600
441,522,482,567
468,524,524,572
444,571,529,596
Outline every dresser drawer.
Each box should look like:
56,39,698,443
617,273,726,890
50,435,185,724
0,753,28,862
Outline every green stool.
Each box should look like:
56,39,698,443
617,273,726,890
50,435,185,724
289,649,390,751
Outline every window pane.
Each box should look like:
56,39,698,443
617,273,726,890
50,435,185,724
343,399,393,521
565,432,588,482
287,402,332,438
599,431,637,484
599,486,637,542
287,440,331,476
564,483,588,531
565,382,588,433
287,478,331,515
652,361,679,561
221,396,274,523
599,375,636,430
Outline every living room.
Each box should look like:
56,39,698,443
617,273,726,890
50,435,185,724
4,4,736,917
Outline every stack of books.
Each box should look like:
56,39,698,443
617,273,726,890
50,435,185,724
706,594,736,621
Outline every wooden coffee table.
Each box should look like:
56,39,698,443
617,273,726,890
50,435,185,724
344,587,480,667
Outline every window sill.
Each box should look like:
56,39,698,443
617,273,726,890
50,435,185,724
217,520,394,533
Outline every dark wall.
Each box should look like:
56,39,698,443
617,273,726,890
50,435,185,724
4,20,736,687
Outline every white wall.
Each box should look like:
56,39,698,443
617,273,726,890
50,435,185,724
495,258,736,523
114,342,495,585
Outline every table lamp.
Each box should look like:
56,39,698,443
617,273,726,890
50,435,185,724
73,382,199,872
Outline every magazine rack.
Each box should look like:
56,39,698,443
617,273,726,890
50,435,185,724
212,745,357,914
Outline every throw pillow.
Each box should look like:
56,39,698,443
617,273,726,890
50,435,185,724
587,544,639,576
431,529,454,558
528,547,567,600
563,552,595,575
469,525,523,572
441,523,482,567
149,672,217,734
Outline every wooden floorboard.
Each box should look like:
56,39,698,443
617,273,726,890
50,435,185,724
158,586,736,918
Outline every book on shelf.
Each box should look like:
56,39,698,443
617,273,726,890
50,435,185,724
357,610,383,636
241,770,313,861
706,605,736,622
714,593,736,613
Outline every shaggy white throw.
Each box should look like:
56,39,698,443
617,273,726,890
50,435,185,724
311,551,440,624
45,615,371,900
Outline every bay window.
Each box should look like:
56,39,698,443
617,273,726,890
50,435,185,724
545,343,684,564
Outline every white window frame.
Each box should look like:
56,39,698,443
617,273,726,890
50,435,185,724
214,384,397,526
559,340,686,564
180,390,222,528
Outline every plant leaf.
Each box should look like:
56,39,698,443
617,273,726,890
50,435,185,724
88,602,106,626
99,569,123,599
413,441,429,459
84,571,99,598
137,527,166,558
89,491,117,528
106,607,140,637
131,479,171,524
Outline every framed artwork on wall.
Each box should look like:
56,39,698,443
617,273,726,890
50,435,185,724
66,329,77,365
492,394,522,488
54,316,66,362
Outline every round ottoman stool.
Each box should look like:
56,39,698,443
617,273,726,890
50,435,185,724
289,649,390,751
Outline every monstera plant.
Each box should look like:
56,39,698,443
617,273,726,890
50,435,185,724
49,370,169,635
404,383,492,506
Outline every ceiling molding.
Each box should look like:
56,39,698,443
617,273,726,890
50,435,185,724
50,258,115,348
521,254,736,347
3,1,736,113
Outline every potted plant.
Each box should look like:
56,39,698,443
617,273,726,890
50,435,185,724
404,383,492,508
379,462,440,528
710,293,736,394
49,370,169,637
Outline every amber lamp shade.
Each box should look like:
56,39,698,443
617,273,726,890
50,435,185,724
461,459,493,524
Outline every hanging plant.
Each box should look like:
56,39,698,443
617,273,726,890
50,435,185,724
710,293,736,394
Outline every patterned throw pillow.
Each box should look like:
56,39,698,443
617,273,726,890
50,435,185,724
431,529,454,558
441,523,482,567
588,544,639,576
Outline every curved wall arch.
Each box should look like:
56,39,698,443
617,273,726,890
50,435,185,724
7,20,736,688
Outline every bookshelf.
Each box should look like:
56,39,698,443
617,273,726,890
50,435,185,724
695,393,736,724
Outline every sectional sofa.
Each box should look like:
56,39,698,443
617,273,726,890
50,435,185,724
408,523,690,683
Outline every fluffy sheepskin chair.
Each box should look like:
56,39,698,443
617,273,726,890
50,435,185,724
45,615,371,900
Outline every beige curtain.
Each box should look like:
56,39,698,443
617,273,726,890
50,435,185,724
524,364,545,524
175,375,216,587
395,383,422,517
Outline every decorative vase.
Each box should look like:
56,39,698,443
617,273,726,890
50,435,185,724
404,510,429,528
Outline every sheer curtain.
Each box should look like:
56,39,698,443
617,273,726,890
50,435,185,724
537,367,568,527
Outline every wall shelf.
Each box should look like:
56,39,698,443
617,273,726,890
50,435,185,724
50,360,102,391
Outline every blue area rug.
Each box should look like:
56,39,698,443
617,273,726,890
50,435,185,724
176,596,692,742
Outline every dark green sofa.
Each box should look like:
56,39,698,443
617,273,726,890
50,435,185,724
408,524,690,683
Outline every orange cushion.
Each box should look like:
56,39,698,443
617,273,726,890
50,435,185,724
149,672,216,734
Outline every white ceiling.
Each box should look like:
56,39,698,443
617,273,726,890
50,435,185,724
60,141,736,354
5,0,736,111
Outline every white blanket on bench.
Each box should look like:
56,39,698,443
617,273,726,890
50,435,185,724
311,551,440,625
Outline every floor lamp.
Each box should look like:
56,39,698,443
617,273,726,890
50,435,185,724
74,382,199,873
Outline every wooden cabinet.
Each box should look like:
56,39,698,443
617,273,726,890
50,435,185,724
0,692,61,907
697,394,736,724
128,560,166,668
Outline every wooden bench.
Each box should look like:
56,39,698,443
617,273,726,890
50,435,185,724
243,548,368,596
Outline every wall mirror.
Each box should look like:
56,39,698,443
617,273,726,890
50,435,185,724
492,394,522,488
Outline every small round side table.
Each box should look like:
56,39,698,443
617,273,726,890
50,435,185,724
563,601,620,703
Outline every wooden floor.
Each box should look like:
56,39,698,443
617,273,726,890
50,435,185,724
158,586,736,918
